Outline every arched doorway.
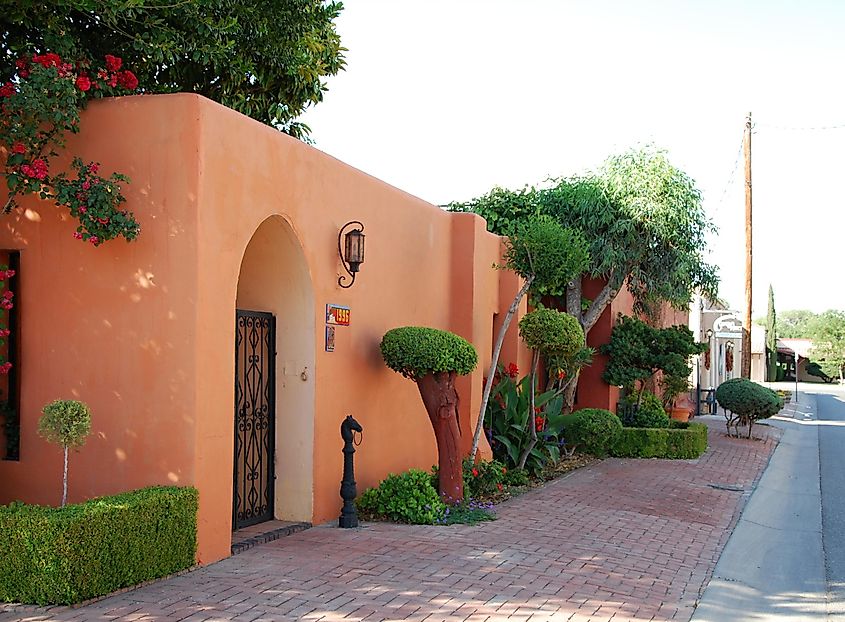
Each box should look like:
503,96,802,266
234,215,315,530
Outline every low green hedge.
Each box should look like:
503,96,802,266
611,421,708,459
0,486,198,605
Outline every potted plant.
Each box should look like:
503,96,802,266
661,373,693,422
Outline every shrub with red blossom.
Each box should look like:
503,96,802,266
1,51,140,245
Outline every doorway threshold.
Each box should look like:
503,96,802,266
231,520,311,555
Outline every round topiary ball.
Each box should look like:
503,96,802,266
380,326,478,380
518,308,584,356
564,408,623,457
620,391,670,428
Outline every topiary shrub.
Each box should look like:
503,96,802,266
618,391,670,429
715,378,784,438
37,400,92,507
562,408,622,457
380,327,478,503
518,308,585,354
611,422,708,459
0,486,197,605
356,469,446,525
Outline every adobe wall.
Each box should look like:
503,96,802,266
0,94,529,564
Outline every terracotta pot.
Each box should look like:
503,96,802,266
669,407,691,423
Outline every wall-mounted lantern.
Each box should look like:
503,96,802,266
338,221,365,289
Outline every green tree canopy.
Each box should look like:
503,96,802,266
380,327,477,380
1,0,346,139
809,310,845,382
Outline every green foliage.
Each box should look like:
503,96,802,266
806,361,834,383
766,285,778,382
1,53,141,241
660,373,691,409
380,327,477,380
518,308,584,356
463,458,507,498
809,310,845,381
776,309,818,338
1,0,346,139
502,467,530,487
715,378,783,420
451,146,719,309
357,470,446,525
618,391,670,428
562,409,623,457
502,216,590,297
37,400,91,449
437,499,496,525
0,486,197,605
611,422,708,459
484,370,568,474
602,315,705,390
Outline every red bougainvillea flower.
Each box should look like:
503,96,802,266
0,362,12,374
2,291,13,300
108,75,118,88
0,329,10,338
2,270,14,279
0,82,15,98
104,54,122,72
471,468,479,477
15,58,29,71
73,232,83,240
88,163,99,174
506,362,519,378
32,53,61,68
117,70,138,90
21,159,48,180
533,406,542,414
89,236,100,245
11,142,26,154
75,75,91,92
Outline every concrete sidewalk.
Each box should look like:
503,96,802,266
3,420,779,622
691,394,831,621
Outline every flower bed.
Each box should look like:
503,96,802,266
0,486,197,605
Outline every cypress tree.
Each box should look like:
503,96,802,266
766,285,778,381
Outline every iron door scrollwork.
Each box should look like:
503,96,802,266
233,310,276,530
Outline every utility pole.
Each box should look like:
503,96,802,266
742,112,753,379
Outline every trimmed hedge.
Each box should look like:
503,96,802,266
0,486,198,605
562,408,623,457
611,422,708,459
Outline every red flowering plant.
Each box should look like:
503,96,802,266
483,363,570,475
0,265,14,376
1,52,140,245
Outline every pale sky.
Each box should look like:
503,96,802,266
301,0,845,315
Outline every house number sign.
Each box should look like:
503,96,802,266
326,304,350,326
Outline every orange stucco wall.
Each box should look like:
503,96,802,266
0,94,529,564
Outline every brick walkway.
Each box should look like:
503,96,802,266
3,420,779,622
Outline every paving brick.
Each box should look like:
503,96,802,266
0,420,777,622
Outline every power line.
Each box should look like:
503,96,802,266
755,121,845,132
711,134,744,216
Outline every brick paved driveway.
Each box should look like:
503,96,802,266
3,420,778,622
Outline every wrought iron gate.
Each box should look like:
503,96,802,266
233,310,276,530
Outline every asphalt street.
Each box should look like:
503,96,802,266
692,383,845,621
817,386,845,615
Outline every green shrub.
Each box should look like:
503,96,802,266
518,308,584,356
380,327,477,379
0,486,197,605
563,409,623,457
611,422,708,459
715,378,784,437
619,391,670,428
502,467,530,487
463,458,507,498
484,368,569,474
357,469,446,524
